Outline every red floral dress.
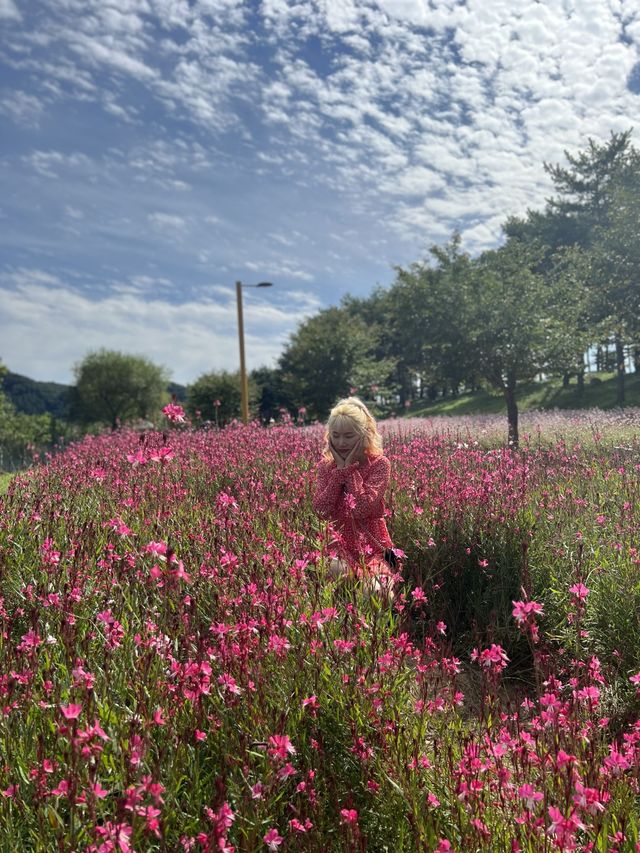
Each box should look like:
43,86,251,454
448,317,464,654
312,454,394,575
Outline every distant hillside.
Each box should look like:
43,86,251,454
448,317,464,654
167,382,187,403
3,372,71,418
3,372,187,419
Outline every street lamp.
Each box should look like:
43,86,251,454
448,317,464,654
235,280,273,424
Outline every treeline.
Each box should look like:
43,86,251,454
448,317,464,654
272,130,640,444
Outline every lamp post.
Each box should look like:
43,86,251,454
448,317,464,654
235,280,273,424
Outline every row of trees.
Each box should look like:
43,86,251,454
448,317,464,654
273,130,640,444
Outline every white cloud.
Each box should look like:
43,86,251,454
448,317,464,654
147,212,189,232
0,0,21,20
2,0,640,390
68,34,157,80
0,271,322,384
0,90,45,127
22,150,92,178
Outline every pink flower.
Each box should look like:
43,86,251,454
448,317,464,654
94,821,133,853
263,827,283,850
51,779,70,797
471,643,509,674
126,448,148,465
569,582,589,600
268,734,296,761
518,783,543,810
547,805,585,848
302,695,319,711
289,818,313,833
556,749,577,768
603,746,630,776
148,446,175,463
218,673,242,695
60,703,83,720
512,599,544,624
91,781,109,799
344,492,357,510
573,780,607,815
163,403,186,423
340,808,358,825
411,586,427,604
276,762,297,781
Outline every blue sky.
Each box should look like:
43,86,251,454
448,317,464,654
1,0,639,384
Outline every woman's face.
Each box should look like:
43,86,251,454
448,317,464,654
329,417,362,458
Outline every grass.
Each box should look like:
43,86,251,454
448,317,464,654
0,473,12,495
406,371,640,417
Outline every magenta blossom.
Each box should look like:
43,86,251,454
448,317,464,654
163,403,186,423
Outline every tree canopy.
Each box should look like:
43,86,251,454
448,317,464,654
70,350,169,429
186,370,250,426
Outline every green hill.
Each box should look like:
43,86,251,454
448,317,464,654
406,371,640,417
2,372,71,418
3,372,187,419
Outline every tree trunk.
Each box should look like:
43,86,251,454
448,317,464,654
615,335,626,406
504,373,519,448
576,368,585,399
634,346,640,373
562,372,570,388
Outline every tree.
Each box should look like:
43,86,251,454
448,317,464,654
587,153,640,396
278,307,389,420
250,366,295,423
186,370,250,426
70,350,169,429
505,130,639,403
467,240,559,447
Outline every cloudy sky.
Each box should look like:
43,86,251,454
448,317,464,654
1,0,639,385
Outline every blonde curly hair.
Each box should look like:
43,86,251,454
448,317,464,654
322,397,383,461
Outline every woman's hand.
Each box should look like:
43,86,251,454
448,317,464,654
330,440,346,468
344,437,364,467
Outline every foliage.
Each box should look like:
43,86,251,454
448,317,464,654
250,366,296,423
278,306,392,420
186,369,255,426
505,131,640,404
1,415,640,850
0,361,73,471
70,349,170,430
2,371,71,418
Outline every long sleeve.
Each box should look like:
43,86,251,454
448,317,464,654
313,460,349,520
344,456,391,520
313,455,393,568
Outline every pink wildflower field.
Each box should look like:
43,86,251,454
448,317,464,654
1,411,640,851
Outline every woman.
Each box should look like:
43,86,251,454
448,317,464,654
313,397,397,598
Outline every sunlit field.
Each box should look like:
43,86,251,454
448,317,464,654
1,410,640,851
